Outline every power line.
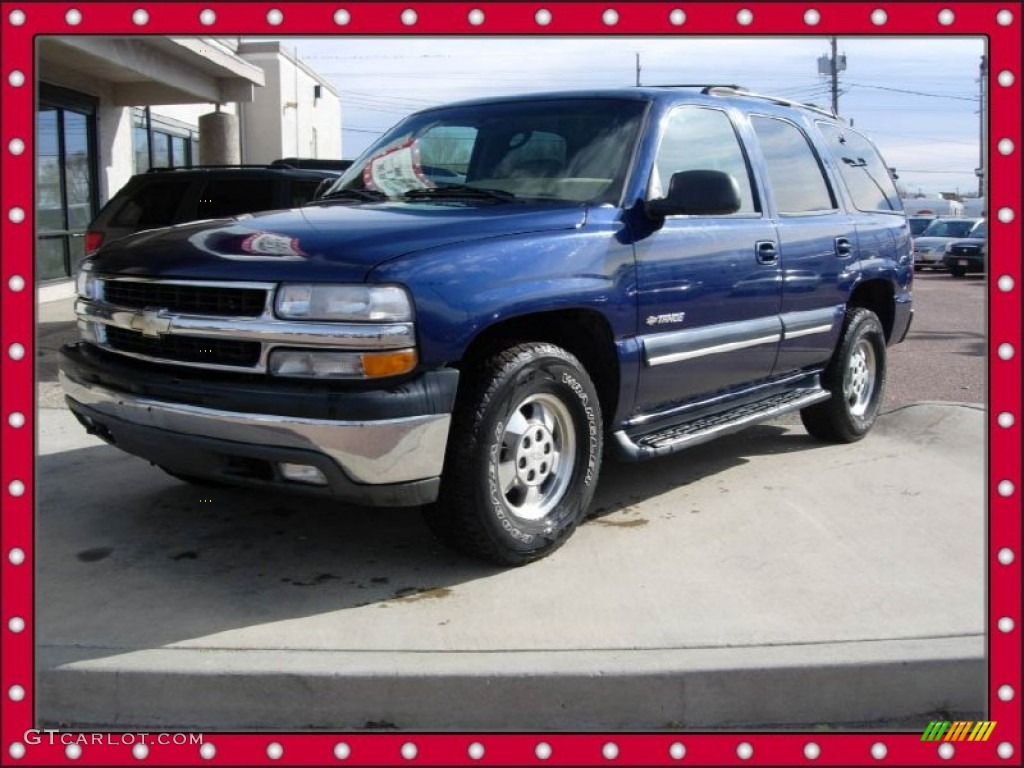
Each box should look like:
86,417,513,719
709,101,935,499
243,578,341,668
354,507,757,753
844,82,978,101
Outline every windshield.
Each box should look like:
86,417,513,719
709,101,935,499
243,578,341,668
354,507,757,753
908,217,934,236
321,98,648,205
920,219,977,238
969,220,987,238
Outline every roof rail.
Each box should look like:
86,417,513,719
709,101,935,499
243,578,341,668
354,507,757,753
703,85,839,119
646,83,746,91
272,157,353,170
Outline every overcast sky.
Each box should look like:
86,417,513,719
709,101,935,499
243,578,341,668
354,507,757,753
283,35,986,198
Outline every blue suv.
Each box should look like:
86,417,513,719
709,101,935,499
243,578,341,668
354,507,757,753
60,87,913,565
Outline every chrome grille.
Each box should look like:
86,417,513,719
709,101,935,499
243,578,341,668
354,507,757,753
105,327,262,367
102,280,268,317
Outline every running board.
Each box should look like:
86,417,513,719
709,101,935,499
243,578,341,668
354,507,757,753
614,388,831,461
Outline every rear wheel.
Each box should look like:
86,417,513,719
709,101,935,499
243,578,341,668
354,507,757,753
423,342,603,566
801,307,887,443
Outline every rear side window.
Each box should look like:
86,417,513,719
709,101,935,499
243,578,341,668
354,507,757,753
817,123,902,213
751,116,835,214
110,181,189,228
651,107,758,214
196,178,276,219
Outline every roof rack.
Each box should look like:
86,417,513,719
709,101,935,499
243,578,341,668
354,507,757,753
272,157,353,170
145,164,280,173
702,85,839,119
647,83,745,91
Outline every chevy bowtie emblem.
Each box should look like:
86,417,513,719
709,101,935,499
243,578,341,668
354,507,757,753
129,308,173,337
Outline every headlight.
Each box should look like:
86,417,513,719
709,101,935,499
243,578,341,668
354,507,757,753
268,348,417,379
275,284,412,322
75,270,98,300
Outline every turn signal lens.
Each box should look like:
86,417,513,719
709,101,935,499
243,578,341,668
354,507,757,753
361,349,417,378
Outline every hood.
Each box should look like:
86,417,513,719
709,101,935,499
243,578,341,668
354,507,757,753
86,202,589,282
912,236,962,249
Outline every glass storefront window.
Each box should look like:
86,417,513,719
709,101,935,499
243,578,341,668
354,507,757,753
171,135,188,168
152,132,170,168
63,111,95,229
134,124,150,173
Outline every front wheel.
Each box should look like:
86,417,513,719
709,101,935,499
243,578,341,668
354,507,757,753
801,307,887,443
949,266,966,277
423,342,603,566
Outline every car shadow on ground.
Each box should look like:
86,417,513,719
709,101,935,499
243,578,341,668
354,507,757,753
35,422,827,660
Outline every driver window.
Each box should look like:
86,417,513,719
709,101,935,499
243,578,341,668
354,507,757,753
651,107,758,214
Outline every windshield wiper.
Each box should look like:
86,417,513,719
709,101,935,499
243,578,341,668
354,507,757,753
402,185,517,203
317,188,387,202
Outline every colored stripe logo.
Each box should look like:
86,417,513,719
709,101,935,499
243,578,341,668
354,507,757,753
922,721,996,741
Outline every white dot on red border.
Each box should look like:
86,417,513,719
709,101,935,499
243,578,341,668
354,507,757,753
996,9,1014,25
9,480,25,497
8,207,25,223
938,9,954,24
9,742,26,759
602,9,619,25
871,8,888,24
938,743,954,759
66,743,82,760
8,274,26,291
333,742,351,759
997,742,1014,759
997,275,1015,293
8,616,25,632
400,8,417,25
8,70,25,87
9,411,26,428
132,743,149,760
199,743,216,760
804,9,820,25
65,8,81,25
997,480,1015,497
8,685,25,701
603,742,619,759
199,8,215,25
468,9,484,25
8,548,26,565
669,9,685,25
736,8,753,25
8,9,26,25
997,207,1015,223
8,138,24,156
132,8,148,25
536,742,552,760
997,70,1015,87
669,742,686,760
401,742,417,760
998,343,1015,360
998,616,1015,632
535,9,552,25
267,9,283,25
468,742,484,760
805,742,821,759
8,343,25,361
334,9,350,25
997,548,1014,565
267,742,283,759
997,684,1015,701
871,742,887,759
998,138,1015,155
737,742,753,759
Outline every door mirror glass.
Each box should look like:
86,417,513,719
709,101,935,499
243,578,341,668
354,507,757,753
646,169,742,218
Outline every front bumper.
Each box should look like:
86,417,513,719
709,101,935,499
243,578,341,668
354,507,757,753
943,254,984,273
59,343,458,506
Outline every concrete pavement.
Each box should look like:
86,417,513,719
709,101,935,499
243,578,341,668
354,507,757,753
34,395,986,730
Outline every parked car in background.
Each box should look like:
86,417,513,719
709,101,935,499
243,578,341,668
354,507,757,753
912,217,981,270
942,219,987,277
84,160,343,255
907,215,936,237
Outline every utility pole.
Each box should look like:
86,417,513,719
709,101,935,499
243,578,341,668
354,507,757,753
817,38,846,115
829,37,839,115
977,54,987,197
635,52,641,87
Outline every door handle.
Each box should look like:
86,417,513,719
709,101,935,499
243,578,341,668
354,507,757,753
755,240,778,265
835,237,853,257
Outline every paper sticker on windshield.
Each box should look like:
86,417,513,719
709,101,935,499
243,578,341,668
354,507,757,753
363,139,433,197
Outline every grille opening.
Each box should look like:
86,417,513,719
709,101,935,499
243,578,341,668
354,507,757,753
102,281,267,317
105,326,261,367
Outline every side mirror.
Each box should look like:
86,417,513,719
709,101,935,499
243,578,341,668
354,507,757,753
646,170,742,219
312,177,335,201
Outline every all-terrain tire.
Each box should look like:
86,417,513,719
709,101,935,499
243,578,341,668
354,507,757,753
800,307,887,443
423,342,603,566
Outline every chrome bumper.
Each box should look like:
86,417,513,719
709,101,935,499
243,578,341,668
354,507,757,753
59,372,450,485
